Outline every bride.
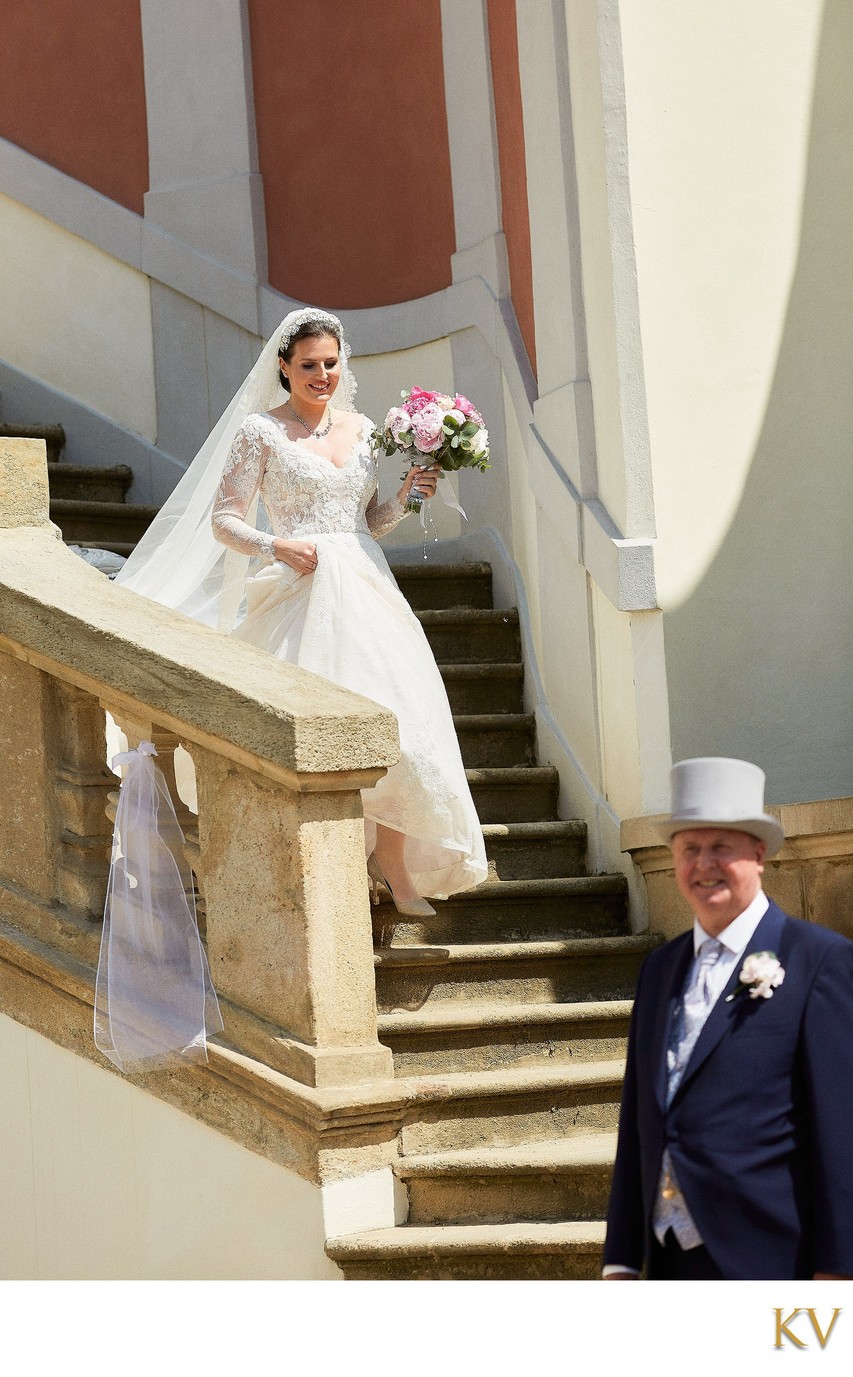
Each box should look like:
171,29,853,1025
116,307,488,914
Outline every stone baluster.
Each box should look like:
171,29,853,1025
192,744,392,1089
0,649,61,919
53,681,114,919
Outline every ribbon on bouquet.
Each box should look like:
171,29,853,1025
94,741,223,1073
436,471,467,523
410,467,468,528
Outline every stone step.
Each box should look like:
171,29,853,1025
452,713,535,768
390,561,493,610
466,766,559,822
398,1133,617,1225
358,554,631,1279
47,463,133,503
482,820,587,880
377,999,632,1075
370,874,629,947
0,421,65,462
439,663,525,715
393,1059,625,1154
50,498,158,545
374,933,657,1009
326,1220,606,1280
415,608,520,664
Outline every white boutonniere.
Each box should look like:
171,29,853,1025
726,950,785,1002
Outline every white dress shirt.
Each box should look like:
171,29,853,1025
603,889,770,1277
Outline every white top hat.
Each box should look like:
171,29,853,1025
655,757,784,856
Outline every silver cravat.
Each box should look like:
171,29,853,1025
667,937,723,1104
654,937,724,1248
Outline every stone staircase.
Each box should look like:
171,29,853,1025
10,418,655,1280
326,562,657,1280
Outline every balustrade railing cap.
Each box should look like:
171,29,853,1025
0,527,400,781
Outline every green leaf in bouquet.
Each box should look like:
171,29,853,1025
461,421,480,437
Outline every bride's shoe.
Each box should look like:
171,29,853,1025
366,854,436,917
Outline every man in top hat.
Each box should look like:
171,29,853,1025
603,757,853,1280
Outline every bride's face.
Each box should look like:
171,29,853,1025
284,334,342,409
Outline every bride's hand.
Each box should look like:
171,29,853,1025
274,539,318,574
400,464,440,504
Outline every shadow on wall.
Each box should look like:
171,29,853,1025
664,0,853,804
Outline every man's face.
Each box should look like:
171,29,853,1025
671,828,766,934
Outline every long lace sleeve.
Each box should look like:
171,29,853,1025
366,489,409,539
211,417,277,561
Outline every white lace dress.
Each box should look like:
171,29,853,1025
211,411,488,899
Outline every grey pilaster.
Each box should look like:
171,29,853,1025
440,0,508,296
150,282,262,463
139,0,267,286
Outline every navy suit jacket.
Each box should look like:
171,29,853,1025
604,901,853,1279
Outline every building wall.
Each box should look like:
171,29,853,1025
0,0,148,213
0,0,671,892
248,0,455,308
0,0,846,869
620,0,853,802
0,1015,341,1280
0,194,157,441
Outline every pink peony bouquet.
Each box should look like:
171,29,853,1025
373,387,490,513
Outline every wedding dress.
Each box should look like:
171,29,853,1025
101,308,485,1064
210,409,488,899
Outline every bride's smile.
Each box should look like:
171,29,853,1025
281,336,342,412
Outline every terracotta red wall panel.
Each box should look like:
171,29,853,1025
0,0,148,214
248,0,455,308
487,0,536,374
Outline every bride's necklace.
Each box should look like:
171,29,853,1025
287,400,333,438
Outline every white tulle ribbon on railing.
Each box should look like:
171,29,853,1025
94,741,223,1073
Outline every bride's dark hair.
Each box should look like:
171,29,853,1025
278,319,342,393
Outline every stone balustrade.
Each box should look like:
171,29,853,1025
0,436,401,1092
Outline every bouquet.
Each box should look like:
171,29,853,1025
373,387,490,514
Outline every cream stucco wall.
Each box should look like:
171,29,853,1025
563,0,654,541
619,0,853,802
563,0,628,533
0,194,157,441
620,0,825,608
0,1015,341,1280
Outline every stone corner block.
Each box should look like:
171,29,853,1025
0,438,51,529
